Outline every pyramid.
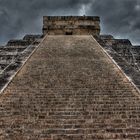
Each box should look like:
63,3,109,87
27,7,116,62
0,16,140,139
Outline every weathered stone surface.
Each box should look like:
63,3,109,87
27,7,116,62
94,35,140,89
131,46,140,67
0,35,140,139
7,40,31,46
43,16,100,36
23,34,42,41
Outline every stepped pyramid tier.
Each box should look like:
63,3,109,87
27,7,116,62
0,34,43,91
0,16,140,139
94,35,140,89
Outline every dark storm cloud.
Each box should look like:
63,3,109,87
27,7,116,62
87,0,140,44
0,0,140,45
0,0,91,44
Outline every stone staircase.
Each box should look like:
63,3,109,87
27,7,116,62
0,35,140,139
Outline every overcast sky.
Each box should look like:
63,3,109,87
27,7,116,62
0,0,140,45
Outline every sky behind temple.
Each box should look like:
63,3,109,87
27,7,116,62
0,0,140,45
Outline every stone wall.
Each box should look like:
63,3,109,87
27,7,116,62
43,16,100,35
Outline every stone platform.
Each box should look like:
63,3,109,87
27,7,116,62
0,35,140,139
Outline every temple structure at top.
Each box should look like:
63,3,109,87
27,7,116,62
42,16,100,35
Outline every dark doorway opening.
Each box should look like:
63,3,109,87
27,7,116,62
65,32,73,35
